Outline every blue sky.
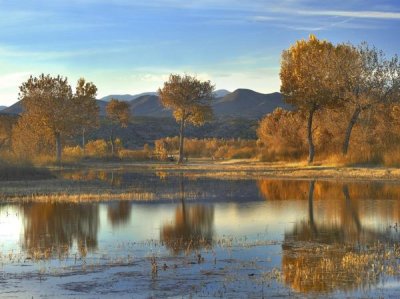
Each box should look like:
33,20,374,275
0,0,399,106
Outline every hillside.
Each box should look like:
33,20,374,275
83,116,258,148
213,89,289,119
0,106,6,111
129,95,171,117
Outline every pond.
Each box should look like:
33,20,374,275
1,171,400,298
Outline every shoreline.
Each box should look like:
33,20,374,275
1,160,400,202
66,159,400,182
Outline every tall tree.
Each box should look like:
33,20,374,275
158,74,214,164
19,74,73,163
105,99,130,156
0,115,18,151
280,35,340,163
340,44,400,155
74,78,99,156
18,74,99,163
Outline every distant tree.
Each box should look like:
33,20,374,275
280,35,340,163
18,74,99,163
74,78,99,156
158,74,214,164
106,99,130,156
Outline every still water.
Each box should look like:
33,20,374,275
1,171,400,298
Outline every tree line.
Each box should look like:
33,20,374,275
1,35,399,165
0,73,214,164
259,35,400,164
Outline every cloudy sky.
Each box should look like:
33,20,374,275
0,0,399,106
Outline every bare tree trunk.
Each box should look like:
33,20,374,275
342,107,362,155
82,128,86,156
178,118,185,164
55,132,62,164
307,106,317,164
110,127,115,156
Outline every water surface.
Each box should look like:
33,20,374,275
1,171,400,298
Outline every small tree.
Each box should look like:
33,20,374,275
106,99,130,156
74,78,99,156
158,74,214,164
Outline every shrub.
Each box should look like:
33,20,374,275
85,139,108,157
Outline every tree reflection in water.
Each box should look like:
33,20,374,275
107,201,132,227
22,202,99,259
257,179,400,295
160,173,214,254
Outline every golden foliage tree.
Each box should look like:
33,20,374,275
17,74,99,163
0,115,17,151
257,108,307,160
280,35,341,163
158,74,214,164
105,99,130,156
339,44,400,155
12,114,54,160
74,78,99,155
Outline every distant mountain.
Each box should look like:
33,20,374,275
213,89,231,98
129,95,171,117
1,100,109,116
0,101,23,115
1,89,288,120
213,89,288,119
100,92,158,102
0,106,7,111
100,90,230,102
128,89,287,119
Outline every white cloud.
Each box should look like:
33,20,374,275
296,9,400,20
0,72,30,90
0,72,31,105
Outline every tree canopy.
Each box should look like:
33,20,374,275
17,74,99,162
158,74,214,163
281,35,347,163
106,99,130,156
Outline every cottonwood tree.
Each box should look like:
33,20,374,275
0,115,17,151
158,74,214,164
340,44,400,155
280,35,340,163
18,74,99,163
105,99,130,156
74,78,99,156
257,108,307,159
19,74,73,163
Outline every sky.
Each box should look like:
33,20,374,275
0,0,399,106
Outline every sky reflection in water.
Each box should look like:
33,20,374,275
1,173,400,296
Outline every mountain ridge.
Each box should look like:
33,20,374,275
0,89,288,119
